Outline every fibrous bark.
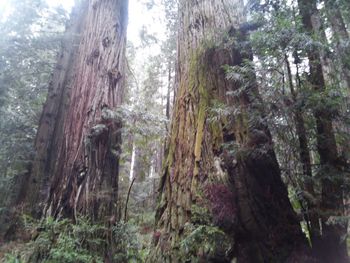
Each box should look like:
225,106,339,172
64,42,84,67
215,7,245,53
149,0,309,262
24,0,128,222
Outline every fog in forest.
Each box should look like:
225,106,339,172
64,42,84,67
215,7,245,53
0,0,349,262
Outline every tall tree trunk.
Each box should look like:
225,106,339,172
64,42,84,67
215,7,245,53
149,0,309,262
285,54,317,239
22,4,86,216
297,0,348,261
324,0,350,89
132,145,150,182
24,0,128,222
285,54,313,187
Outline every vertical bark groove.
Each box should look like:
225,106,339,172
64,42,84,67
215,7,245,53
25,0,128,223
149,1,308,262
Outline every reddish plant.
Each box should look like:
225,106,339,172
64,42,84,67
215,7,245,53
152,231,161,245
140,225,152,235
205,184,236,228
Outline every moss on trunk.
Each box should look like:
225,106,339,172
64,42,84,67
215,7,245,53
148,1,309,262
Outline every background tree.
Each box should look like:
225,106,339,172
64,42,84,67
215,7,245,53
118,0,177,243
0,0,68,240
297,0,348,260
246,0,350,261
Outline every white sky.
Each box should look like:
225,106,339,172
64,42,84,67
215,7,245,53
45,0,75,11
0,0,168,101
43,0,168,103
0,0,166,46
43,0,166,46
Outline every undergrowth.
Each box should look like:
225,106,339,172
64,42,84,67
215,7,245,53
2,215,146,263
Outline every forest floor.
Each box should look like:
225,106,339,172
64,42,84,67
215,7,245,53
0,240,27,261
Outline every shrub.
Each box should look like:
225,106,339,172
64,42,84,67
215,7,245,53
179,224,232,263
205,184,236,229
5,216,143,263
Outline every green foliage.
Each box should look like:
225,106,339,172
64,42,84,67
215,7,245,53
225,60,257,97
172,197,232,262
4,216,144,263
4,253,23,263
190,204,211,225
23,216,103,263
112,222,144,262
179,224,231,263
115,106,168,140
207,100,231,122
0,0,68,218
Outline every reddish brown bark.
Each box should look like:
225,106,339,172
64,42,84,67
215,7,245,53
149,0,309,262
23,4,86,216
25,0,128,222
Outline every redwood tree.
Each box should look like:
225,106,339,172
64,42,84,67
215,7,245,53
297,0,349,261
149,0,309,262
24,0,128,221
324,0,350,88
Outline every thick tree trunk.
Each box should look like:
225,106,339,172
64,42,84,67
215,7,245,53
24,0,128,222
148,1,308,262
22,5,86,216
297,0,348,261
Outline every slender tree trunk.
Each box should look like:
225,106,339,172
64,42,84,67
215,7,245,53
285,54,313,185
124,176,135,222
285,53,319,241
24,0,128,222
149,1,309,262
297,0,348,261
